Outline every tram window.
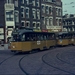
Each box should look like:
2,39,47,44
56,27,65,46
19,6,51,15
52,34,55,39
48,35,50,40
37,34,41,40
47,35,50,40
29,34,33,41
63,35,65,38
27,34,31,41
33,34,37,41
12,34,21,41
58,35,62,39
37,35,39,40
65,35,68,39
68,35,71,39
63,35,67,39
22,34,25,41
44,35,47,40
34,34,37,41
72,35,74,38
74,34,75,37
32,34,36,41
46,35,48,40
40,35,43,40
50,35,52,39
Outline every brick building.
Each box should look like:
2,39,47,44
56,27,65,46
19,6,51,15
62,14,75,32
41,0,62,32
0,0,62,43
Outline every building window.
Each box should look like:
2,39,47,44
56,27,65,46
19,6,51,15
26,7,29,18
46,18,49,26
37,9,40,19
33,22,36,28
72,27,74,31
26,21,30,28
32,0,35,6
36,0,40,7
58,9,62,16
49,7,52,15
26,0,29,5
15,11,19,23
6,0,13,3
59,19,62,26
21,6,25,18
42,0,45,1
68,28,70,31
37,22,40,29
56,8,58,16
41,4,45,13
56,19,59,26
21,0,24,4
46,6,49,14
49,18,53,26
14,0,18,7
32,9,36,19
46,0,52,2
6,10,14,21
21,21,25,27
42,16,45,25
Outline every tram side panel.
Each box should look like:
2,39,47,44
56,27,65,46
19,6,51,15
31,41,46,50
10,42,22,52
72,38,75,45
31,41,43,50
56,39,69,46
22,42,32,52
46,40,56,49
41,41,46,50
73,38,75,45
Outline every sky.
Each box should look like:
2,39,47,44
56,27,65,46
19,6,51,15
61,0,75,15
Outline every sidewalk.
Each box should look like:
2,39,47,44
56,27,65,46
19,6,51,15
0,44,8,50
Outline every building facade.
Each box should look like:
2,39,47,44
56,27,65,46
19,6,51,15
0,0,62,43
41,0,62,32
62,14,75,32
0,0,6,43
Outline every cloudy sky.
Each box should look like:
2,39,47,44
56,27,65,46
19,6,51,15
61,0,75,15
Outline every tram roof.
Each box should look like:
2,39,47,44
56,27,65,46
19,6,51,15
12,28,55,35
56,31,69,35
19,31,55,35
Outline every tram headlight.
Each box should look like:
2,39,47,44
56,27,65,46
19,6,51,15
13,46,15,48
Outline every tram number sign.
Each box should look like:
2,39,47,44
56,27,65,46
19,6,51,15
71,39,74,41
37,41,41,45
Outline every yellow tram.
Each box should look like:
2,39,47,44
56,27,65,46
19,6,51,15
9,27,75,53
56,32,75,46
9,28,56,52
69,32,75,45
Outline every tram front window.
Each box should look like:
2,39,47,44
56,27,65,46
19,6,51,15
12,34,21,42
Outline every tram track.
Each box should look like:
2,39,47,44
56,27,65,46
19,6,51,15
19,54,29,75
0,53,18,65
42,49,75,74
56,53,75,66
0,46,75,74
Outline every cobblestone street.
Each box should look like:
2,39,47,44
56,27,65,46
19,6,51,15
0,44,8,50
0,46,75,75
